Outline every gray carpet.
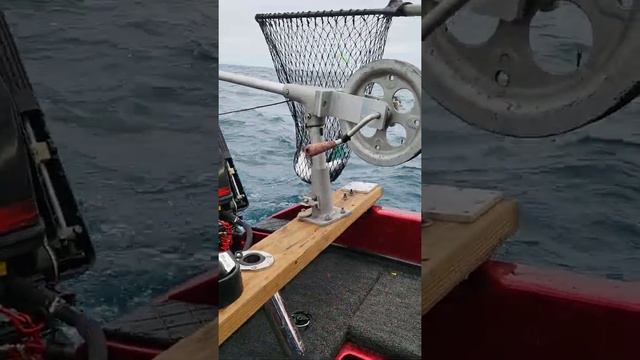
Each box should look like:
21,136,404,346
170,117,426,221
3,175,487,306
220,246,420,360
348,272,421,359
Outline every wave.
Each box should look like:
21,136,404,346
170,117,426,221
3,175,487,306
568,135,640,149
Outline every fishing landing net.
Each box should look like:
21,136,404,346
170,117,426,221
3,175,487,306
256,4,400,183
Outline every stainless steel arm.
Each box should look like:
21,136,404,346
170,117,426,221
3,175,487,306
401,3,422,16
219,71,286,96
219,71,389,127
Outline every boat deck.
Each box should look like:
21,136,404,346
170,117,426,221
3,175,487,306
104,301,216,349
220,245,421,360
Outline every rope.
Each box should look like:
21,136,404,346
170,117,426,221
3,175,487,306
219,100,291,116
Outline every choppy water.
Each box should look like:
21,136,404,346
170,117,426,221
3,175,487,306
4,1,217,321
425,103,640,281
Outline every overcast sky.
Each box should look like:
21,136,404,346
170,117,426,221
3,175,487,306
219,0,421,68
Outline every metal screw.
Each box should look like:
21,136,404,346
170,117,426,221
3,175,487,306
495,70,510,87
342,193,348,201
306,113,312,119
349,189,354,196
324,214,332,221
340,207,346,214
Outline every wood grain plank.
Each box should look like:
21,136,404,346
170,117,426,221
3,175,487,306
422,199,518,315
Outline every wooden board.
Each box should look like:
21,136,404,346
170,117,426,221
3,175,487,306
219,185,383,344
154,322,217,360
422,198,518,315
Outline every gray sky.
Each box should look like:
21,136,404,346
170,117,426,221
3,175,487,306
219,0,421,68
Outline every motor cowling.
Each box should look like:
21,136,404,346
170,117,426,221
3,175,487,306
0,77,44,260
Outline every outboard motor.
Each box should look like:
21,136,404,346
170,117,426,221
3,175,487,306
0,76,43,261
0,11,106,359
217,123,250,308
217,122,250,253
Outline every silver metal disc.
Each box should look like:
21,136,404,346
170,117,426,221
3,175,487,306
237,250,274,271
342,59,422,166
423,0,640,137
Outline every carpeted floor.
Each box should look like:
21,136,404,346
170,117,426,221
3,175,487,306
219,246,421,360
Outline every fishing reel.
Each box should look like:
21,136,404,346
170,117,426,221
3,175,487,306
423,0,640,137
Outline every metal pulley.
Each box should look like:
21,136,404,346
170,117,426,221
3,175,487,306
423,0,640,137
341,59,422,166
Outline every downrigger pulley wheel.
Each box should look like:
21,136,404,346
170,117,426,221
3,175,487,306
423,0,640,137
341,59,422,167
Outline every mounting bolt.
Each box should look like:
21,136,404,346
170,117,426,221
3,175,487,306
495,70,510,87
342,192,348,201
324,214,332,221
349,189,354,196
340,207,346,214
306,113,312,119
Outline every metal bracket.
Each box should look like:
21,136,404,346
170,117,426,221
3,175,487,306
340,181,378,194
300,196,318,208
57,225,81,241
297,206,351,226
31,141,51,162
318,91,389,130
423,185,503,223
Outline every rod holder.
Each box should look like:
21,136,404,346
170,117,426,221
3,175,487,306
263,291,305,359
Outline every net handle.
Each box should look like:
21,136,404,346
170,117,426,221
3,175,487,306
255,0,420,20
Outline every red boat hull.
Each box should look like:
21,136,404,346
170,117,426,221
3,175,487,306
423,261,640,360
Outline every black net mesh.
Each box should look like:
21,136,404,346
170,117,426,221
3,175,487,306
256,11,393,183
